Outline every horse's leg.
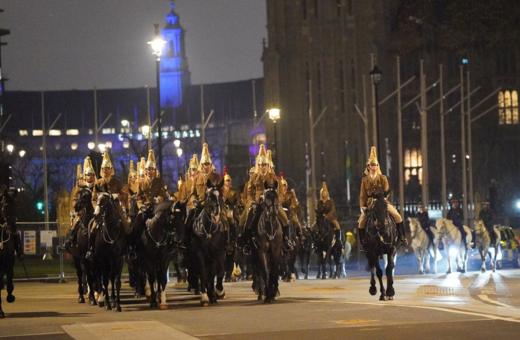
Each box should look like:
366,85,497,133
194,247,209,307
424,249,431,274
259,251,269,301
158,256,169,310
114,258,123,312
147,260,158,308
414,247,423,274
102,267,111,310
304,251,310,279
480,246,487,273
445,244,452,274
86,262,97,306
492,244,498,273
74,256,85,303
0,288,3,318
208,255,218,304
110,264,117,309
375,257,385,301
6,265,15,303
386,248,397,299
215,248,226,299
431,243,438,274
266,249,280,303
368,254,377,296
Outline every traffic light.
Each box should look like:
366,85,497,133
36,201,45,214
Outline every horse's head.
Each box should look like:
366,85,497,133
262,179,279,222
371,191,388,229
74,187,93,215
94,185,112,220
435,218,449,234
205,178,224,223
474,219,485,233
408,217,419,238
314,200,328,231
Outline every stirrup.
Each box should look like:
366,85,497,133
128,250,137,260
243,244,252,255
399,236,408,246
283,239,294,252
85,250,94,261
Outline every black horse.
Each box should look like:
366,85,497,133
69,187,97,305
127,194,147,298
363,191,398,301
281,215,300,282
314,202,335,280
0,190,17,318
92,189,127,312
296,226,313,280
138,200,186,309
191,178,227,306
251,180,283,303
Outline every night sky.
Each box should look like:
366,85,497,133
0,0,266,91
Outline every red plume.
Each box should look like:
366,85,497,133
223,166,227,175
280,171,284,179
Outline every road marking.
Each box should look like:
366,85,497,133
0,332,66,338
309,300,520,323
478,294,515,308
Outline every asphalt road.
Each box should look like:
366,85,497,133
1,265,520,340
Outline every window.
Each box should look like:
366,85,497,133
404,148,422,184
498,90,519,125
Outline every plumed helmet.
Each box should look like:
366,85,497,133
128,160,137,179
100,150,115,177
138,157,146,177
189,154,200,171
224,166,231,181
145,150,157,170
280,172,287,187
320,182,330,199
365,146,382,176
83,157,96,178
255,144,268,173
76,164,83,180
249,166,256,175
200,143,212,165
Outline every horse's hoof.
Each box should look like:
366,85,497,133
134,293,141,299
0,311,4,318
446,270,451,274
78,296,85,303
150,301,158,308
369,287,377,296
225,278,231,283
90,300,97,306
481,268,486,273
115,306,122,312
264,298,272,304
461,269,466,273
257,294,263,301
98,301,104,308
105,305,112,311
201,302,209,307
216,289,226,299
493,268,496,273
111,301,116,309
210,297,218,304
387,296,394,300
159,304,168,310
419,270,424,275
254,289,259,296
6,295,15,303
379,295,386,301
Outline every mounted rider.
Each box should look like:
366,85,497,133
0,184,24,260
86,149,130,260
358,146,407,251
416,204,435,246
128,150,169,258
310,182,343,249
279,173,303,240
185,143,227,235
238,144,293,254
478,201,496,244
177,154,199,203
83,157,97,191
446,199,467,245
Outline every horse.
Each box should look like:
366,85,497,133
296,226,313,280
251,180,283,303
313,202,335,280
69,187,97,305
92,189,127,312
191,178,227,306
0,191,17,318
436,218,472,274
474,219,501,273
408,217,439,274
138,200,186,309
281,211,300,282
363,191,398,301
127,193,147,298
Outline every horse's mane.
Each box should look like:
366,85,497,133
153,200,174,215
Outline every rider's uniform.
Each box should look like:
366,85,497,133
222,168,241,229
122,160,138,211
478,203,496,243
311,182,340,232
136,151,167,209
279,174,301,230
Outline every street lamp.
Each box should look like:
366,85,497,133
268,108,281,164
121,119,129,128
176,147,183,178
19,150,26,157
173,139,181,148
141,125,151,137
148,23,166,176
6,144,14,154
369,65,383,171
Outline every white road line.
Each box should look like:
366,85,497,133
0,332,66,338
309,300,520,323
478,294,516,308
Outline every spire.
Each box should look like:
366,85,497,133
165,1,181,29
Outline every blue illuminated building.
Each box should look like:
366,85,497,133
160,2,191,108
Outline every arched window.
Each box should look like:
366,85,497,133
498,90,519,125
404,148,422,184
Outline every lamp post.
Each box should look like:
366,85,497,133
176,147,183,178
148,23,166,176
369,65,383,171
268,108,280,164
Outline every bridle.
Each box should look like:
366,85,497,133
257,187,279,241
195,186,222,239
96,192,121,245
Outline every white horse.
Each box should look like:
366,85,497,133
409,217,439,274
474,219,501,273
436,218,472,274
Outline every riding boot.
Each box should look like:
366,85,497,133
241,227,253,255
60,223,79,252
13,231,25,261
396,222,408,246
282,225,294,252
358,228,366,252
334,229,344,249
